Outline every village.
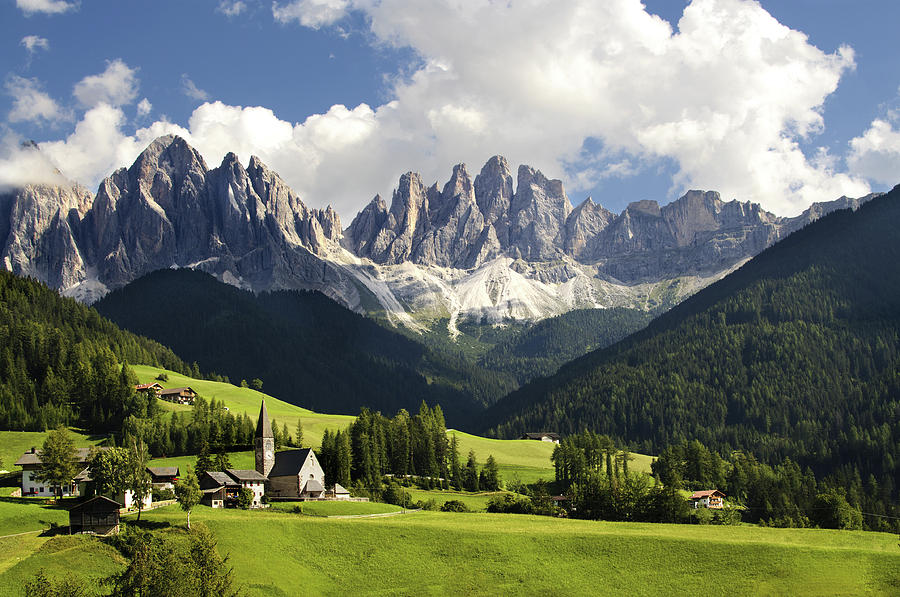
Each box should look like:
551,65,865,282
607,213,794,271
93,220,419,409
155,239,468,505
12,381,728,536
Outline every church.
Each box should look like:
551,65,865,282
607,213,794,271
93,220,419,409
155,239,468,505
253,400,336,499
201,399,349,506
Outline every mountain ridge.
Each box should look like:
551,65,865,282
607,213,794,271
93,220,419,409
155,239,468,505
0,135,878,331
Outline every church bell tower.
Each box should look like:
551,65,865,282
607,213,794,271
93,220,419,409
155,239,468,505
255,399,275,477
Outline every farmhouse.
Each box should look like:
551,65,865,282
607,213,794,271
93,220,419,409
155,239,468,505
134,382,163,396
68,495,122,536
157,387,198,405
15,447,97,498
148,466,179,490
690,489,726,509
520,432,561,444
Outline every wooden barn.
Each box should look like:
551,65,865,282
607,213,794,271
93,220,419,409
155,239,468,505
69,496,122,536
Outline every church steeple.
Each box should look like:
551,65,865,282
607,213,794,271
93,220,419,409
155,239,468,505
254,400,275,477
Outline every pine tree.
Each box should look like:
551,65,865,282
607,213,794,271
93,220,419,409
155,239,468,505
463,450,479,492
195,442,212,480
295,418,304,448
449,434,462,490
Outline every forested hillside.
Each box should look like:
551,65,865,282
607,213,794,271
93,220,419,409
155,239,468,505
94,269,511,424
484,187,900,502
0,271,190,431
479,307,653,382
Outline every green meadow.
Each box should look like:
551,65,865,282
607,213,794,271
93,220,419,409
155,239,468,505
3,502,898,596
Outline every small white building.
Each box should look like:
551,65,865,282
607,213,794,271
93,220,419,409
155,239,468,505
15,447,96,498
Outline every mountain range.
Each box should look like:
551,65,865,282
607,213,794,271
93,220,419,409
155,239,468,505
0,135,876,334
481,186,900,496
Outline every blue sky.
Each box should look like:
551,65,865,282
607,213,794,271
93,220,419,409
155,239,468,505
2,0,899,220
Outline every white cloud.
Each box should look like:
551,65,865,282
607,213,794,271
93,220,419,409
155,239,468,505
272,0,349,28
181,74,210,102
2,0,875,218
20,35,50,54
136,98,152,118
5,75,70,124
73,59,139,108
16,0,77,16
217,0,247,17
0,132,70,192
847,118,900,186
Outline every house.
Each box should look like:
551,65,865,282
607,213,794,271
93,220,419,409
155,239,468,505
134,382,163,396
690,489,726,509
69,496,122,536
157,387,198,405
147,466,179,490
73,467,153,511
199,471,240,508
15,447,98,498
520,432,561,444
224,469,267,507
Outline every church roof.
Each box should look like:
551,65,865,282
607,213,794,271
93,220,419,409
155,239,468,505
268,448,314,478
255,400,273,439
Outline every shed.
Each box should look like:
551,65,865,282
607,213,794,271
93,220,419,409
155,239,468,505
69,496,122,535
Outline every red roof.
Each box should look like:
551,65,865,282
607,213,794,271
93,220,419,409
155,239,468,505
135,383,162,390
690,490,725,499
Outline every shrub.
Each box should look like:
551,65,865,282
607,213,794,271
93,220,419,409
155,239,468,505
382,481,413,508
487,493,534,514
152,487,175,502
440,500,470,513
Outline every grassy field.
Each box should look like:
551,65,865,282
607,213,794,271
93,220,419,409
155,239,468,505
406,488,508,511
1,501,898,595
0,499,72,537
268,501,404,517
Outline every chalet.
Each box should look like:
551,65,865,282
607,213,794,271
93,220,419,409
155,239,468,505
134,382,163,396
690,489,726,509
69,496,122,536
199,471,240,508
520,432,561,444
148,466,180,490
15,447,98,498
157,387,198,405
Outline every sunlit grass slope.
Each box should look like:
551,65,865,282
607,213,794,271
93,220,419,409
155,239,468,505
135,505,900,596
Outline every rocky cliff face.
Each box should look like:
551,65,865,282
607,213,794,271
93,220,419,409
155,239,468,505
344,159,868,284
0,135,350,303
0,135,878,331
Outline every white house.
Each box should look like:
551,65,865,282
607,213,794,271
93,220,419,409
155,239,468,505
15,447,96,498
